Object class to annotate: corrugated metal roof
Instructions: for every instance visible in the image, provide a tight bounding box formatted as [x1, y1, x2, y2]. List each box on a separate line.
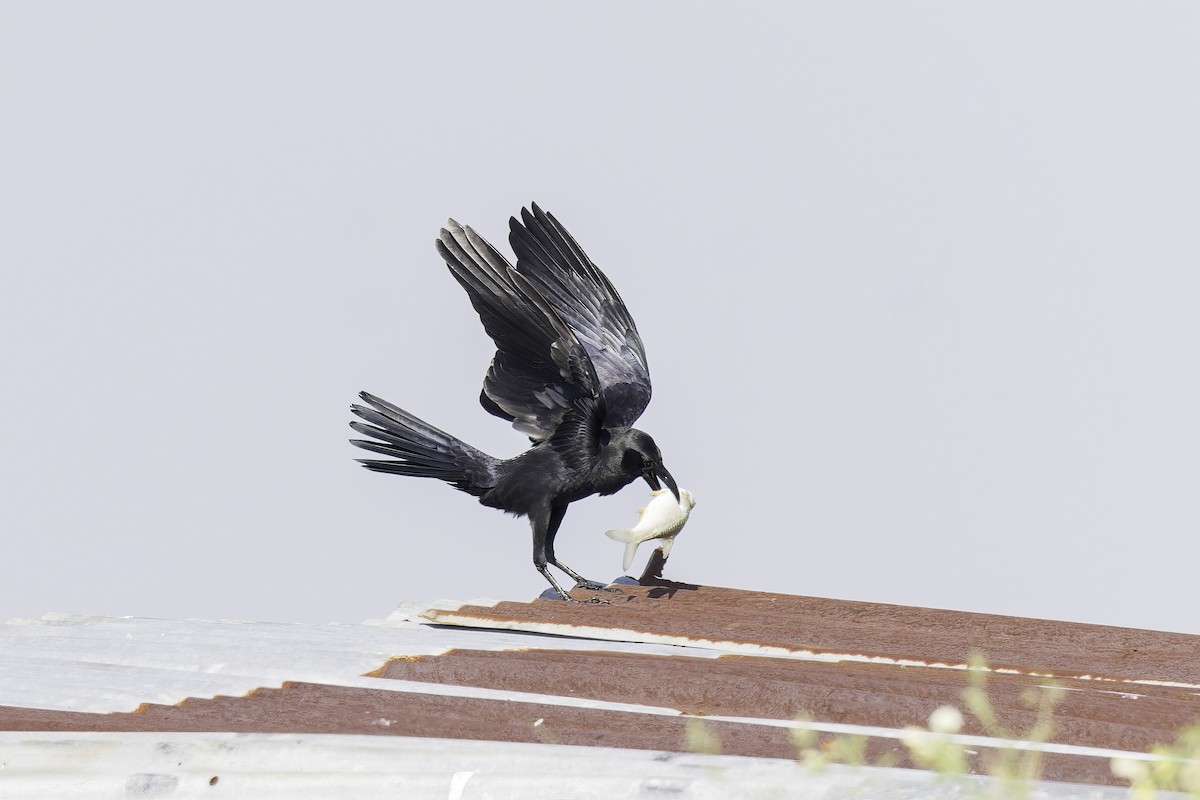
[417, 583, 1200, 685]
[2, 583, 1196, 796]
[0, 732, 1137, 799]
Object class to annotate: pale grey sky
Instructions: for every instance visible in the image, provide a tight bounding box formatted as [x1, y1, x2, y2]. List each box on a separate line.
[2, 3, 1198, 633]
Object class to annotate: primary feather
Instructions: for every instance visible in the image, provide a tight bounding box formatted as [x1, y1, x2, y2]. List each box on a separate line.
[509, 204, 652, 430]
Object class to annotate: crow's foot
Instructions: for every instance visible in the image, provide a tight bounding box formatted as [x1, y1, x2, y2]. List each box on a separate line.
[574, 579, 622, 593]
[539, 563, 621, 601]
[566, 594, 613, 605]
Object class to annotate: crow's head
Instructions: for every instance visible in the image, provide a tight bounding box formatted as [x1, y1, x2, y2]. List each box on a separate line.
[615, 428, 679, 501]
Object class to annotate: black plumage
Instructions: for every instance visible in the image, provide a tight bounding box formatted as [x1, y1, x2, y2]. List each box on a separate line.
[350, 203, 678, 601]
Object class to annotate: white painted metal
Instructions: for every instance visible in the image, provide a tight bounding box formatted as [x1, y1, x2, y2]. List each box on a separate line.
[0, 608, 724, 713]
[0, 733, 1139, 800]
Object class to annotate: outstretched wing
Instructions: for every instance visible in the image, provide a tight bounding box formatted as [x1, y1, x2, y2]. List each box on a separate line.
[508, 204, 652, 430]
[436, 220, 600, 441]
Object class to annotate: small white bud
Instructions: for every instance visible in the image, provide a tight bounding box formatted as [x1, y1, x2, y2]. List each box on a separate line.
[1110, 757, 1148, 781]
[929, 705, 964, 734]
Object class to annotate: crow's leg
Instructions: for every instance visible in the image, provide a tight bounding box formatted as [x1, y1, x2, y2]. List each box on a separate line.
[532, 507, 572, 601]
[531, 504, 613, 602]
[544, 504, 621, 594]
[531, 503, 594, 602]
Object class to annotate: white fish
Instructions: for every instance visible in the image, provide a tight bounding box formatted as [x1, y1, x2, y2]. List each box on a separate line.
[605, 488, 696, 572]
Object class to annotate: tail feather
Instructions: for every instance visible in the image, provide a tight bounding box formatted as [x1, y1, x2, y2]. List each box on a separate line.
[349, 421, 448, 461]
[354, 460, 463, 479]
[351, 398, 454, 443]
[350, 391, 498, 498]
[350, 442, 463, 477]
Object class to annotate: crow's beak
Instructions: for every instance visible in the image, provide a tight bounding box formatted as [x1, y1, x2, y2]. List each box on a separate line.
[644, 464, 680, 502]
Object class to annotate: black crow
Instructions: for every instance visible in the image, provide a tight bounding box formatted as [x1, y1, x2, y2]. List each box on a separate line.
[350, 204, 678, 602]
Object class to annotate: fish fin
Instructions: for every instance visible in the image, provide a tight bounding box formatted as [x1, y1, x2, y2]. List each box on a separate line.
[650, 490, 666, 496]
[605, 528, 632, 543]
[658, 537, 675, 559]
[622, 540, 640, 572]
[636, 507, 646, 517]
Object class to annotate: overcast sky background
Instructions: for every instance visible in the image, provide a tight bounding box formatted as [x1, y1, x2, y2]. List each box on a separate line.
[3, 3, 1198, 634]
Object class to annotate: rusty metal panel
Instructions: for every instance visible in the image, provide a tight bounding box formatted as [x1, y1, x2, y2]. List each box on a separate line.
[0, 678, 1148, 787]
[371, 648, 1200, 755]
[421, 582, 1200, 686]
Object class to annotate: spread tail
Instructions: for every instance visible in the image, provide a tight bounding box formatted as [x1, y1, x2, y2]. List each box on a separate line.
[605, 528, 641, 571]
[350, 391, 498, 498]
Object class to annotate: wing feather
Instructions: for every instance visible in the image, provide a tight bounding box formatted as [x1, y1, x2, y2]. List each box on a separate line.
[434, 205, 651, 444]
[436, 219, 598, 440]
[509, 204, 652, 429]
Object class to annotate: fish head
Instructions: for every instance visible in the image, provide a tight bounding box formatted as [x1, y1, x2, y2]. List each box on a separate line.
[639, 456, 678, 503]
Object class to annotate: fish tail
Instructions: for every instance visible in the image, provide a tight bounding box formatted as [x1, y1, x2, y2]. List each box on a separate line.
[622, 541, 640, 572]
[605, 529, 641, 571]
[604, 528, 633, 542]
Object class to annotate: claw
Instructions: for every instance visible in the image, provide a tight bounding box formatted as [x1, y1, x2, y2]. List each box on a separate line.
[542, 561, 622, 602]
[575, 579, 622, 593]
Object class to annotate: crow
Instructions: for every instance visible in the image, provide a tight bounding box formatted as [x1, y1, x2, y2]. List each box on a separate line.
[350, 204, 678, 602]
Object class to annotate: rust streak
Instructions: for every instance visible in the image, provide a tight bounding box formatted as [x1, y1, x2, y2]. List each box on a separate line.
[423, 583, 1200, 686]
[0, 683, 1125, 787]
[371, 648, 1200, 754]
